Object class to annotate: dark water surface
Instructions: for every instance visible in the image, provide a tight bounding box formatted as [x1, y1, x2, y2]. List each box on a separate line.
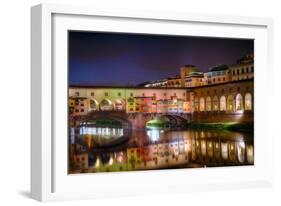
[69, 126, 254, 174]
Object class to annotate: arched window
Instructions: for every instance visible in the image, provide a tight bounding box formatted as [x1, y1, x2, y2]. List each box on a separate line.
[213, 96, 219, 111]
[89, 99, 98, 111]
[245, 93, 252, 110]
[235, 93, 243, 112]
[220, 96, 226, 111]
[115, 99, 125, 111]
[227, 95, 234, 112]
[206, 96, 211, 111]
[200, 97, 205, 111]
[100, 99, 113, 111]
[194, 97, 199, 112]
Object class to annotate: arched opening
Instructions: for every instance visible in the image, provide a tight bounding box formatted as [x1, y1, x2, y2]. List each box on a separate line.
[227, 95, 234, 112]
[89, 99, 99, 111]
[115, 99, 125, 111]
[199, 97, 205, 111]
[206, 96, 211, 111]
[100, 99, 113, 111]
[212, 96, 219, 111]
[245, 93, 252, 110]
[194, 97, 199, 112]
[235, 93, 243, 112]
[220, 96, 226, 111]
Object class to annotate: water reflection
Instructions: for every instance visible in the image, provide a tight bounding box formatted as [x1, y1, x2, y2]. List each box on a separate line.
[69, 127, 254, 173]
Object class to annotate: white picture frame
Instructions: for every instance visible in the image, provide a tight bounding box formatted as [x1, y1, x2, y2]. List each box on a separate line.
[31, 3, 274, 202]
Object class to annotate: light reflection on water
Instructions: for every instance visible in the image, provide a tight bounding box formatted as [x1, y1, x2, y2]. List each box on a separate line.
[69, 127, 254, 173]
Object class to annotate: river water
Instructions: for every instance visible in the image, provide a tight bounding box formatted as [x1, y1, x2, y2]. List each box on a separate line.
[69, 127, 254, 173]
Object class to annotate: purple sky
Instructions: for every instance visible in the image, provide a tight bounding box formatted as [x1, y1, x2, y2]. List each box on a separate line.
[68, 31, 253, 86]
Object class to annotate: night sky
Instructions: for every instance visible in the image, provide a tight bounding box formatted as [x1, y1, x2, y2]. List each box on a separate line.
[68, 31, 253, 86]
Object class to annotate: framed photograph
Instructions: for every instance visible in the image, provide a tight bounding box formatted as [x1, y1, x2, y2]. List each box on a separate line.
[31, 3, 274, 201]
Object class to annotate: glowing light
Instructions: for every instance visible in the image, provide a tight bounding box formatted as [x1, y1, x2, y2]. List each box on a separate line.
[147, 129, 160, 142]
[95, 157, 100, 168]
[215, 143, 219, 149]
[108, 156, 114, 166]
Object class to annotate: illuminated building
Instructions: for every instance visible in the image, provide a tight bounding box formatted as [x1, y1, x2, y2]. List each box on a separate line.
[207, 64, 230, 84]
[184, 72, 207, 87]
[138, 54, 254, 88]
[229, 54, 254, 81]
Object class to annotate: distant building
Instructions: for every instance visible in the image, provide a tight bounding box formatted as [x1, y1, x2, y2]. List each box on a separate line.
[180, 65, 199, 86]
[207, 64, 230, 85]
[139, 54, 254, 88]
[184, 72, 207, 87]
[229, 54, 254, 81]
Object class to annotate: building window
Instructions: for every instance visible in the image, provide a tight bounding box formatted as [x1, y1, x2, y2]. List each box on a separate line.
[75, 92, 79, 96]
[130, 93, 133, 97]
[118, 92, 121, 97]
[90, 92, 94, 96]
[105, 92, 108, 97]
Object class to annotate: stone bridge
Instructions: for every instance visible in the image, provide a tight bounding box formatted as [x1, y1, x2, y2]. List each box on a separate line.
[71, 111, 192, 130]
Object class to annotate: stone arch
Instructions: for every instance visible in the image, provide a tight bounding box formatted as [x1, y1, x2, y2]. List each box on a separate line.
[227, 95, 234, 112]
[100, 99, 113, 111]
[220, 96, 226, 111]
[212, 96, 219, 111]
[114, 99, 125, 111]
[206, 96, 211, 111]
[235, 93, 243, 112]
[194, 97, 199, 112]
[89, 99, 99, 111]
[199, 97, 205, 111]
[245, 93, 252, 110]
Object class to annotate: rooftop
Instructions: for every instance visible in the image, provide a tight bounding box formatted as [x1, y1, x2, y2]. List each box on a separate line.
[209, 64, 229, 72]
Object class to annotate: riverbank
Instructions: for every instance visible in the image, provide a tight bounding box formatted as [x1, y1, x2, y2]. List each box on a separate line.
[187, 122, 253, 133]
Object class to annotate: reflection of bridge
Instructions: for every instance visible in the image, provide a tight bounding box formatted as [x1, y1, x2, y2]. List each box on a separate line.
[73, 111, 191, 130]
